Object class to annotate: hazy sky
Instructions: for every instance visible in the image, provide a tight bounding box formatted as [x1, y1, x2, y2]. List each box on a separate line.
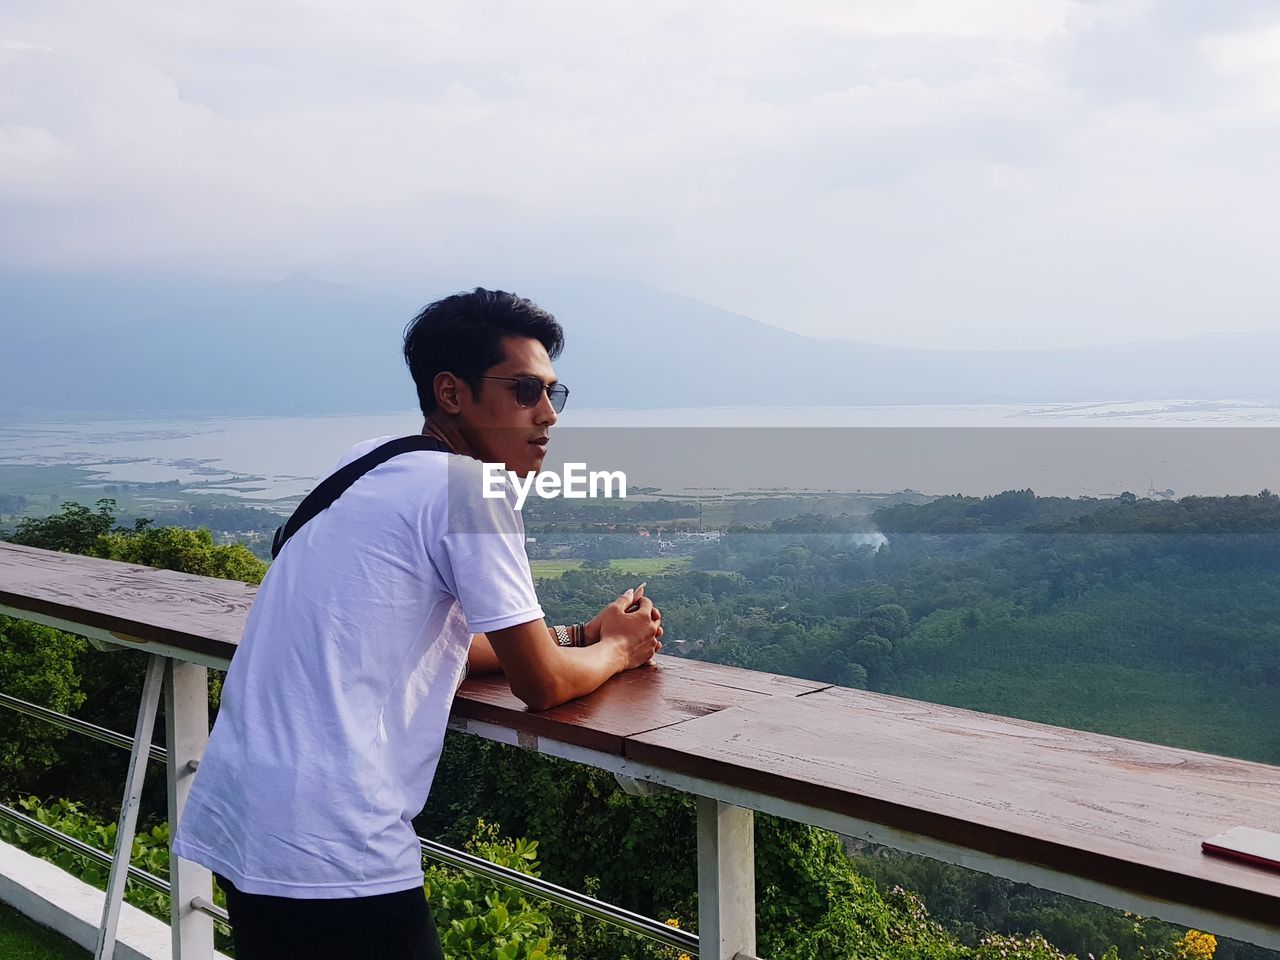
[2, 1, 1279, 349]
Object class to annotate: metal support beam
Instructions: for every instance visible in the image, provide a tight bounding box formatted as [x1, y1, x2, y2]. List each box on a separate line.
[697, 797, 756, 960]
[0, 691, 168, 763]
[165, 658, 214, 960]
[95, 654, 164, 960]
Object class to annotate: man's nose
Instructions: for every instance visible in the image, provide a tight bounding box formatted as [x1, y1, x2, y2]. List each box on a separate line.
[535, 389, 558, 426]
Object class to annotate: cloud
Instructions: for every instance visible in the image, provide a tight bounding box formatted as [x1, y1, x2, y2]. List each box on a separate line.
[0, 37, 52, 51]
[2, 1, 1279, 348]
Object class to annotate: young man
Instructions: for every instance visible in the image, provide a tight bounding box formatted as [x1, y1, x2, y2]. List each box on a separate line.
[171, 288, 663, 959]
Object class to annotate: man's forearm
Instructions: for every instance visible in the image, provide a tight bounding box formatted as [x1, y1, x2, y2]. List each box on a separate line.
[468, 625, 575, 676]
[519, 640, 627, 711]
[476, 621, 631, 711]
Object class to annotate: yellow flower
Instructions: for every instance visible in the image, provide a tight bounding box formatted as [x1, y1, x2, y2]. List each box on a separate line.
[665, 918, 681, 928]
[1176, 930, 1217, 960]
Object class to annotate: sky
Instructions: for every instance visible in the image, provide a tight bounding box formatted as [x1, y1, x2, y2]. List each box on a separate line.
[2, 0, 1279, 350]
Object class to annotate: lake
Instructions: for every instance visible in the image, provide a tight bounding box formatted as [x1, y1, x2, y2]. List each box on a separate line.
[3, 399, 1280, 503]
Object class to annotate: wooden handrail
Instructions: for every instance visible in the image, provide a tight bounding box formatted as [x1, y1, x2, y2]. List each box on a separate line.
[3, 540, 1280, 950]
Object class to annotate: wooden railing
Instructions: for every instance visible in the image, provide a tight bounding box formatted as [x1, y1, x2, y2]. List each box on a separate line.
[2, 540, 1280, 959]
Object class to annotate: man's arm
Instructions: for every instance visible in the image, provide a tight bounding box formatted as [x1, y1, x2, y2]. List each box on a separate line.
[467, 585, 663, 677]
[467, 632, 504, 675]
[481, 590, 661, 711]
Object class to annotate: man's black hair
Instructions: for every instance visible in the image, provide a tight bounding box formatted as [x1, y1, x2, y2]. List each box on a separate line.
[402, 288, 565, 416]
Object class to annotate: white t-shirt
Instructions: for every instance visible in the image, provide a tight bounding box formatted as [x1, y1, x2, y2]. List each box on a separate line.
[172, 436, 544, 898]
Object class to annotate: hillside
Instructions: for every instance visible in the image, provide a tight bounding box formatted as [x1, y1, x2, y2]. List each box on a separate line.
[6, 270, 1280, 415]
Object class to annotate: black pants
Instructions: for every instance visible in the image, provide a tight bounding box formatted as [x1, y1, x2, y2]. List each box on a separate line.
[216, 874, 445, 960]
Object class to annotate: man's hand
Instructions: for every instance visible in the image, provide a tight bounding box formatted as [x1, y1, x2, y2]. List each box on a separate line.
[586, 584, 664, 650]
[485, 586, 664, 711]
[592, 586, 663, 668]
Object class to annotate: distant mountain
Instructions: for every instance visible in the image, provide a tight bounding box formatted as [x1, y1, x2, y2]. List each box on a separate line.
[2, 269, 1278, 416]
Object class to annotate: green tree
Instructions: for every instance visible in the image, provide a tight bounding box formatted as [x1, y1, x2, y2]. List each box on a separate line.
[863, 603, 910, 640]
[7, 498, 266, 585]
[96, 525, 266, 584]
[0, 618, 86, 795]
[10, 499, 117, 554]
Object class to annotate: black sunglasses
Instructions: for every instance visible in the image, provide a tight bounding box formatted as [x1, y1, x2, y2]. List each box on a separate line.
[477, 375, 570, 413]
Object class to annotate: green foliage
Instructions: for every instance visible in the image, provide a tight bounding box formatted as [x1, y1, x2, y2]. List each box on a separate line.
[972, 931, 1074, 960]
[755, 823, 964, 960]
[424, 821, 566, 960]
[0, 617, 86, 794]
[7, 498, 266, 585]
[426, 817, 700, 960]
[9, 500, 117, 554]
[849, 846, 1171, 957]
[0, 796, 174, 921]
[421, 736, 698, 925]
[127, 503, 282, 535]
[1033, 493, 1280, 535]
[545, 877, 694, 960]
[873, 489, 1074, 534]
[95, 525, 266, 584]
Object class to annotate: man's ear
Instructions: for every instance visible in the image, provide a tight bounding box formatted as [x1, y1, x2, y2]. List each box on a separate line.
[434, 372, 464, 414]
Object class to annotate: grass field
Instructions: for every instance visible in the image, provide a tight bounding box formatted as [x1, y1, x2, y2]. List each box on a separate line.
[604, 556, 692, 577]
[528, 557, 693, 581]
[528, 559, 585, 579]
[0, 902, 87, 959]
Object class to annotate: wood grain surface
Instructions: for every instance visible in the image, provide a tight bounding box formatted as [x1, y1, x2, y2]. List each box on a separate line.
[627, 686, 1280, 925]
[455, 657, 826, 753]
[0, 542, 251, 661]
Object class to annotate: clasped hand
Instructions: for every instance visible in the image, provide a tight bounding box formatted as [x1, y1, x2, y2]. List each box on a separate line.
[586, 583, 663, 669]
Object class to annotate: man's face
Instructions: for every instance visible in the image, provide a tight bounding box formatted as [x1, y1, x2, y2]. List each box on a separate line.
[457, 336, 559, 476]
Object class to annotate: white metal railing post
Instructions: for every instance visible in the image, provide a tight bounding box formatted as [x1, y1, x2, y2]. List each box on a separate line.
[696, 796, 756, 960]
[165, 658, 214, 959]
[95, 653, 165, 960]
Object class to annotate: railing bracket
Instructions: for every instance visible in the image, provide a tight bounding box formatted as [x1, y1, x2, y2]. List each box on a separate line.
[614, 773, 671, 797]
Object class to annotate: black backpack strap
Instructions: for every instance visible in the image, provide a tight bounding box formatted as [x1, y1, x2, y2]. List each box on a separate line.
[271, 434, 449, 559]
